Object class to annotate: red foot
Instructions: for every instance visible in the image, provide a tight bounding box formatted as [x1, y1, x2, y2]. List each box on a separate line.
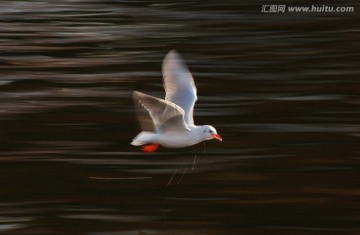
[141, 143, 159, 153]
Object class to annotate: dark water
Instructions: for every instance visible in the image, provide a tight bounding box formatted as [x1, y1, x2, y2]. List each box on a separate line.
[0, 1, 359, 234]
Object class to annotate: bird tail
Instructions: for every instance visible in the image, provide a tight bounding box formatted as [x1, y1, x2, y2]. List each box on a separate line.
[131, 132, 155, 146]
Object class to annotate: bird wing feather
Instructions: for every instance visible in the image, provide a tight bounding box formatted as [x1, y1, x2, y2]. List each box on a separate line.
[162, 50, 197, 125]
[133, 91, 189, 133]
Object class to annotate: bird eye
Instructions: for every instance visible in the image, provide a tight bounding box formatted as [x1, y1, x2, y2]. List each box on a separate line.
[209, 130, 213, 133]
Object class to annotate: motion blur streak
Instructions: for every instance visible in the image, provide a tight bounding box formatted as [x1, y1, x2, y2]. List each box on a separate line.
[0, 1, 359, 234]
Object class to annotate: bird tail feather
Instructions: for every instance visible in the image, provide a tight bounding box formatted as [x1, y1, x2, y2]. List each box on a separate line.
[131, 132, 154, 146]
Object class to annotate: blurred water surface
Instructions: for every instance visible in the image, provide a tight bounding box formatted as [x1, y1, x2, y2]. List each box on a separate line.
[0, 0, 359, 234]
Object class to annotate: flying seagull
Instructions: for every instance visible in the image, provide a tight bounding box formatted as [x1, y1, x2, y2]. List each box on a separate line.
[131, 50, 222, 152]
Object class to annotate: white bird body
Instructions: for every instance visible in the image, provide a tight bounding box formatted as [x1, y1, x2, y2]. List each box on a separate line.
[131, 50, 222, 152]
[132, 125, 206, 148]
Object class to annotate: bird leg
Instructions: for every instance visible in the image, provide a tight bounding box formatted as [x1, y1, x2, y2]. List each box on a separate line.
[141, 143, 159, 152]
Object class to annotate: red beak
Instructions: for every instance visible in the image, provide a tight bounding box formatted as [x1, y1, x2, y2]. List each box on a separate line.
[212, 134, 222, 142]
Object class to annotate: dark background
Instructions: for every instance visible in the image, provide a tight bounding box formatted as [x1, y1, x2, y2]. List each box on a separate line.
[0, 1, 359, 234]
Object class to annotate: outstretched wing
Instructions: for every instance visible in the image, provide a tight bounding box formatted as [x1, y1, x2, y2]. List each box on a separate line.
[162, 50, 197, 125]
[133, 95, 154, 132]
[133, 91, 189, 133]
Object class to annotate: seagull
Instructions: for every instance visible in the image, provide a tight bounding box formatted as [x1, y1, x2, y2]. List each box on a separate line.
[131, 50, 222, 152]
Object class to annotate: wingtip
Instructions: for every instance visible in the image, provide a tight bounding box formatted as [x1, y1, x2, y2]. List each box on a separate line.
[168, 49, 178, 54]
[133, 91, 143, 98]
[133, 91, 146, 104]
[163, 49, 185, 72]
[165, 49, 181, 60]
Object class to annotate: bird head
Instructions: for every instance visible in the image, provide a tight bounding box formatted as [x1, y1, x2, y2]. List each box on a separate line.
[201, 125, 222, 142]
